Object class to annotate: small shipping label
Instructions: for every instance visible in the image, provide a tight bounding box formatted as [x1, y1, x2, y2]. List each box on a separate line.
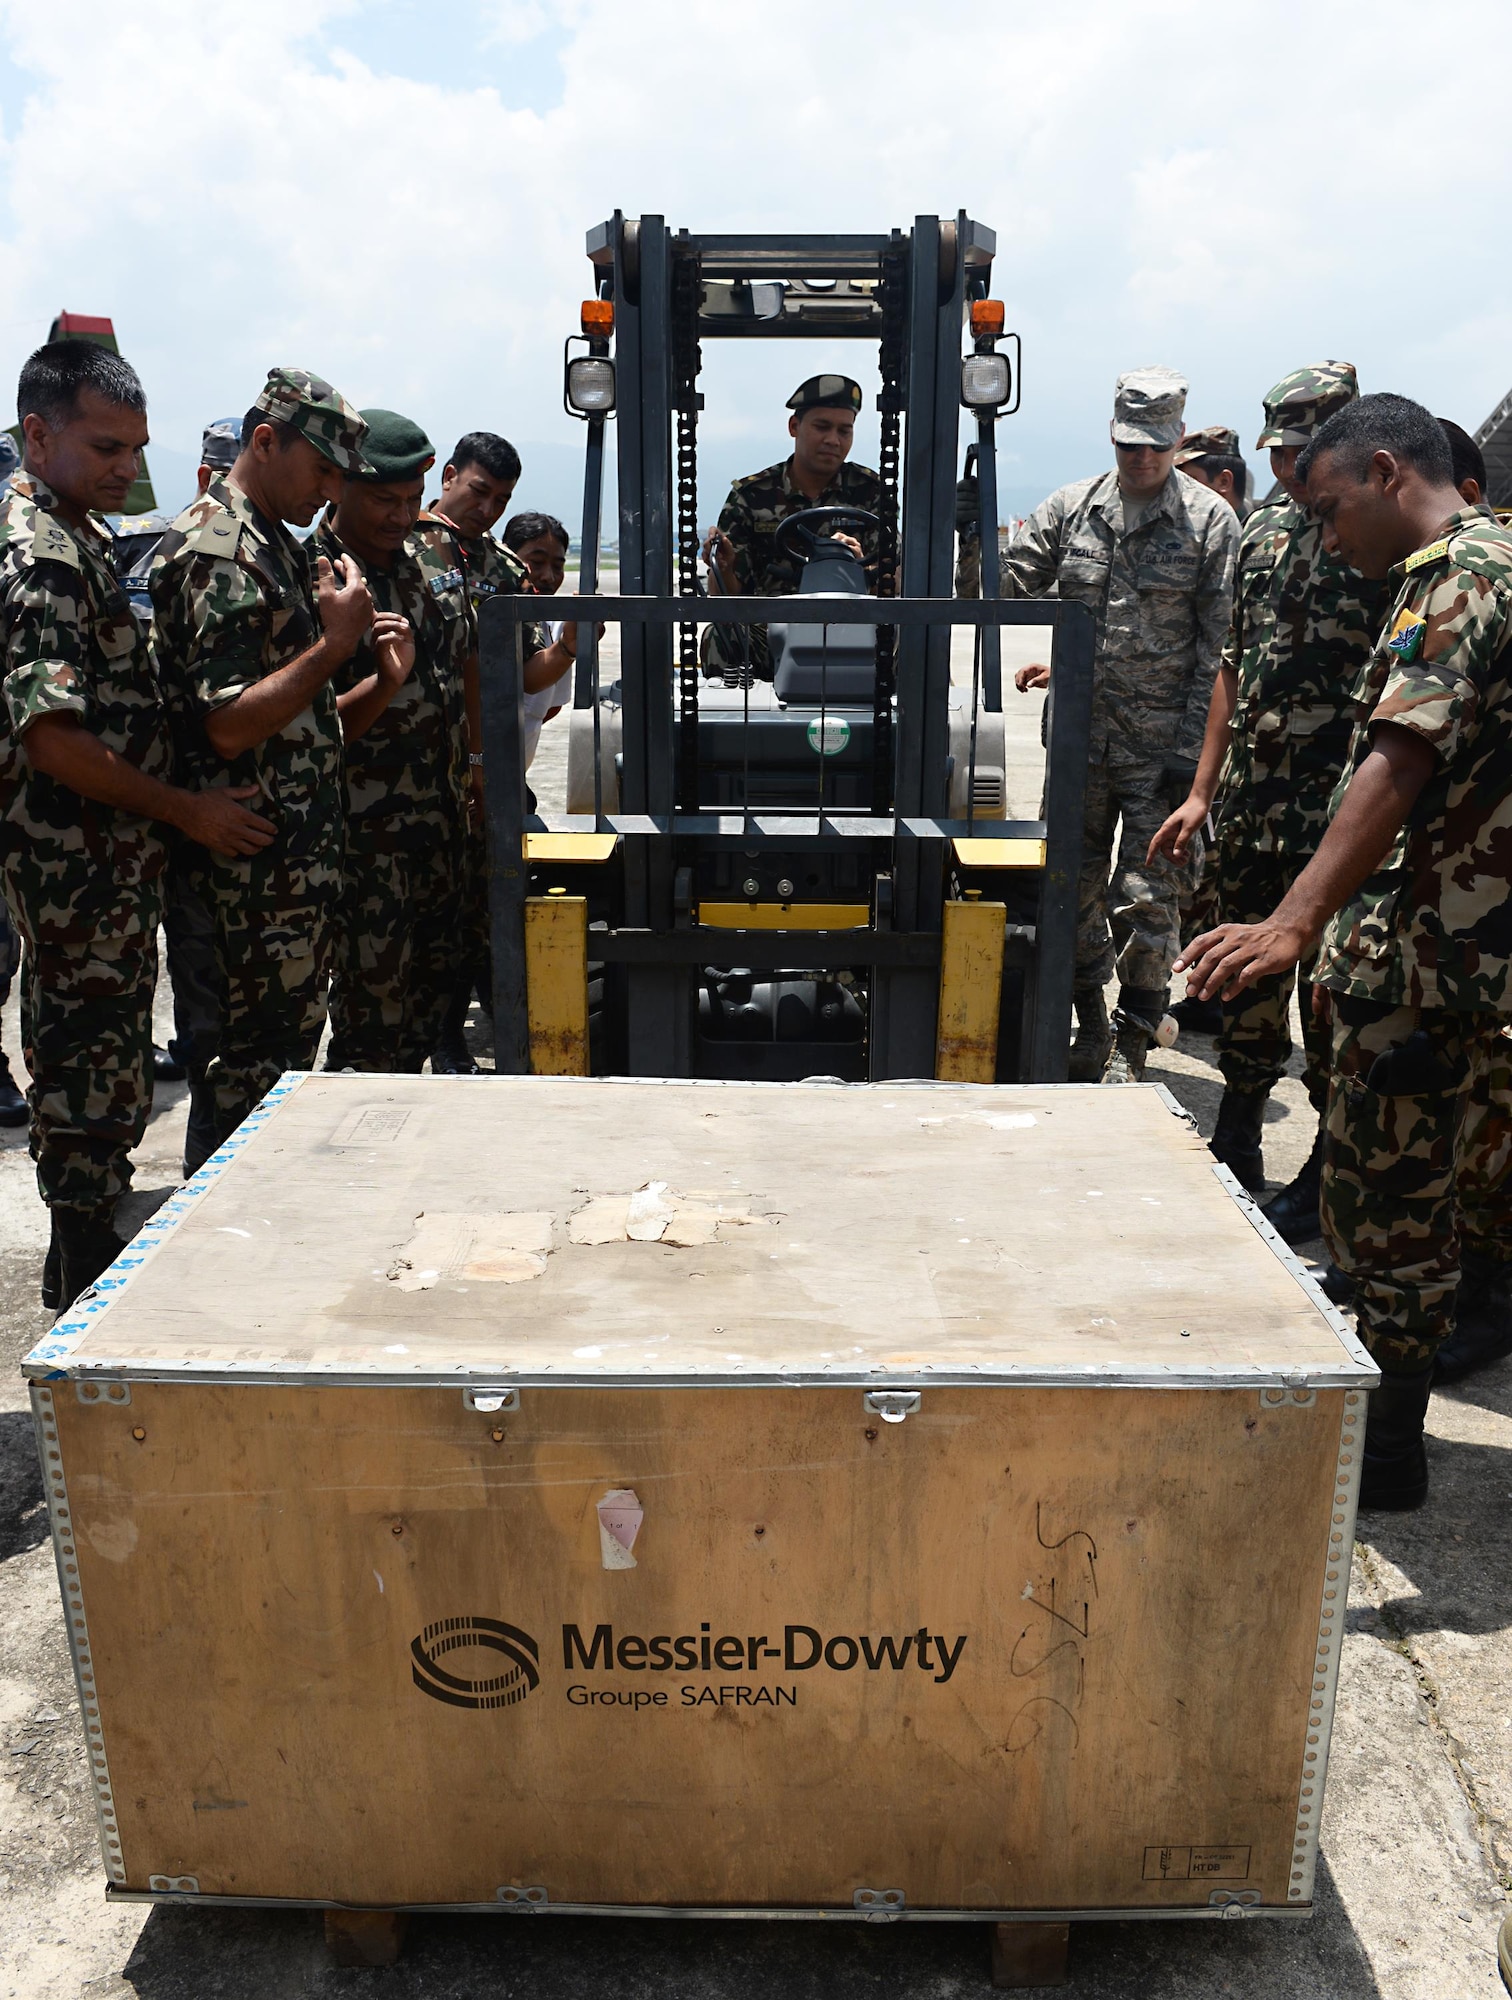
[330, 1108, 413, 1146]
[1142, 1844, 1251, 1882]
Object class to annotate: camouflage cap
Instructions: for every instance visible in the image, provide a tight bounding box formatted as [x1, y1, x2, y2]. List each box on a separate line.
[252, 366, 372, 473]
[1112, 366, 1187, 447]
[1256, 362, 1358, 449]
[200, 416, 242, 472]
[787, 374, 863, 415]
[0, 431, 18, 488]
[353, 408, 435, 484]
[1175, 424, 1240, 465]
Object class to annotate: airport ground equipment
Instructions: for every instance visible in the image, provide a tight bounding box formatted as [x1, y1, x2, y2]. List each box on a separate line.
[24, 1072, 1376, 1982]
[480, 214, 1093, 1083]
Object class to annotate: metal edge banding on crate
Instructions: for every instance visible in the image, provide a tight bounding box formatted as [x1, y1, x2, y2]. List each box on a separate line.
[29, 1384, 126, 1884]
[102, 1888, 1311, 1923]
[23, 1073, 309, 1377]
[1288, 1384, 1366, 1905]
[1209, 1162, 1380, 1380]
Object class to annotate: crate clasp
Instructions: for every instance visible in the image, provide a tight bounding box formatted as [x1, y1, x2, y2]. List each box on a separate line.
[495, 1885, 548, 1909]
[863, 1392, 920, 1425]
[853, 1886, 906, 1920]
[465, 1388, 520, 1414]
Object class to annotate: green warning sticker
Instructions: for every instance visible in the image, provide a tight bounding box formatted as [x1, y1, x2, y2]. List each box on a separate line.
[806, 715, 851, 756]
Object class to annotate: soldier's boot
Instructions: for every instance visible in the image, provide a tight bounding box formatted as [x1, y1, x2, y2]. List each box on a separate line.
[431, 988, 478, 1076]
[1261, 1123, 1324, 1243]
[1208, 1087, 1268, 1193]
[182, 1069, 219, 1181]
[53, 1205, 128, 1317]
[0, 1050, 27, 1128]
[1357, 1369, 1432, 1512]
[40, 1213, 61, 1313]
[1171, 991, 1223, 1036]
[1066, 986, 1112, 1083]
[1100, 987, 1167, 1085]
[1433, 1250, 1512, 1385]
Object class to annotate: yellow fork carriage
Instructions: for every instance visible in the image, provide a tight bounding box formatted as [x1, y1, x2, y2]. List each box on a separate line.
[480, 212, 1095, 1085]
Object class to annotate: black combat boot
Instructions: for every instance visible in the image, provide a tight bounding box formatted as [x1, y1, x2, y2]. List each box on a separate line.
[432, 987, 478, 1076]
[152, 1043, 186, 1083]
[1433, 1250, 1512, 1385]
[1358, 1369, 1432, 1512]
[1209, 1088, 1268, 1192]
[53, 1206, 127, 1315]
[182, 1070, 219, 1180]
[0, 1050, 26, 1127]
[1261, 1123, 1324, 1243]
[40, 1212, 61, 1312]
[1171, 991, 1223, 1036]
[1101, 985, 1167, 1084]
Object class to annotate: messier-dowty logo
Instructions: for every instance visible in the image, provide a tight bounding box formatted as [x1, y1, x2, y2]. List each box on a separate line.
[410, 1617, 966, 1711]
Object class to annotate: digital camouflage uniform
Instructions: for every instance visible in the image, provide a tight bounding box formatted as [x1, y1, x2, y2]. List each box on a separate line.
[315, 512, 473, 1071]
[711, 458, 883, 677]
[1000, 466, 1238, 993]
[1215, 500, 1386, 1102]
[413, 513, 548, 1002]
[0, 471, 171, 1212]
[1315, 508, 1512, 1372]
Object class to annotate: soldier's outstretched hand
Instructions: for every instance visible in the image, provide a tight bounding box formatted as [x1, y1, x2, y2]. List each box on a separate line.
[177, 784, 276, 858]
[1014, 662, 1051, 692]
[1175, 918, 1310, 1003]
[372, 612, 416, 688]
[315, 554, 374, 658]
[1148, 796, 1207, 865]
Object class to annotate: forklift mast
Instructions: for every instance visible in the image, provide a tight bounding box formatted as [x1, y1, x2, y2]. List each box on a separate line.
[478, 214, 1093, 1085]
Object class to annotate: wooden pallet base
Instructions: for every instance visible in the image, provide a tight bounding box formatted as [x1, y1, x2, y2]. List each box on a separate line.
[991, 1921, 1070, 1988]
[324, 1910, 408, 1968]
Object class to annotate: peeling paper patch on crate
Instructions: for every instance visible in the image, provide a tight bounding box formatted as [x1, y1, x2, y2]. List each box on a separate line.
[568, 1182, 777, 1248]
[388, 1211, 554, 1290]
[597, 1489, 643, 1570]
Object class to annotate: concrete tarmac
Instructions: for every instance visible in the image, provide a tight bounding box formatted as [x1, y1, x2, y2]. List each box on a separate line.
[1, 624, 1508, 1996]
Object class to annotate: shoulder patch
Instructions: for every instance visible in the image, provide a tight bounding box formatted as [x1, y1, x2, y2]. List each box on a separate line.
[1386, 605, 1427, 662]
[30, 516, 81, 571]
[1404, 537, 1450, 574]
[190, 512, 243, 561]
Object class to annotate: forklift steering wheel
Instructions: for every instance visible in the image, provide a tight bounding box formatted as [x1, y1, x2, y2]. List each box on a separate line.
[774, 506, 880, 563]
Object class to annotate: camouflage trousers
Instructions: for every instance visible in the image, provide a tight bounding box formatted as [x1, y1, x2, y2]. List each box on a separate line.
[206, 896, 333, 1150]
[18, 928, 156, 1212]
[1321, 997, 1512, 1373]
[328, 842, 465, 1074]
[1215, 839, 1329, 1107]
[1075, 750, 1188, 994]
[161, 856, 221, 1077]
[0, 896, 19, 1014]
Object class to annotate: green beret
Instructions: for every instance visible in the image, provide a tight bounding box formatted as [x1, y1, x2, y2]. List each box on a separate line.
[353, 408, 435, 484]
[787, 374, 863, 415]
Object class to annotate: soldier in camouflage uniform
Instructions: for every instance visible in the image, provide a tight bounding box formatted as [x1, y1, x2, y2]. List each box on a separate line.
[150, 367, 377, 1163]
[0, 899, 26, 1124]
[704, 375, 883, 679]
[1152, 366, 1385, 1225]
[0, 340, 272, 1308]
[1003, 367, 1239, 1079]
[1178, 393, 1512, 1511]
[417, 432, 566, 1072]
[1173, 425, 1249, 517]
[314, 410, 475, 1072]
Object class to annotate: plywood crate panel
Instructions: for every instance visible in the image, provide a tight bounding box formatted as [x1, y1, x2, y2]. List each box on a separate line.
[25, 1075, 1374, 1923]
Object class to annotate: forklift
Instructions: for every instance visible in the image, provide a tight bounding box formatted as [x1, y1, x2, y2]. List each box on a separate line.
[478, 213, 1093, 1083]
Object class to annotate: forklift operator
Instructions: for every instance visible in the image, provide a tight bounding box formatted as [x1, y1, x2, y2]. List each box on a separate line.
[702, 376, 882, 674]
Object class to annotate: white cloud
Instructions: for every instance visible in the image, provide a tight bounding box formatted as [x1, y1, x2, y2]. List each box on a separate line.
[0, 0, 1509, 521]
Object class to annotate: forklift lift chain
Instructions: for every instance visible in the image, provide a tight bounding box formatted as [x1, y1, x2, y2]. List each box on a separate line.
[672, 244, 704, 812]
[872, 239, 907, 812]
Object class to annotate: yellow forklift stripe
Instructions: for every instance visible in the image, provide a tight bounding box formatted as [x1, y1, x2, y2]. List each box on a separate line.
[953, 837, 1046, 869]
[525, 833, 618, 863]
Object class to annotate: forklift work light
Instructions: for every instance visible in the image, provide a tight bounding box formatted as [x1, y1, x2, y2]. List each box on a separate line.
[582, 299, 614, 336]
[961, 351, 1011, 409]
[567, 355, 616, 415]
[969, 299, 1006, 338]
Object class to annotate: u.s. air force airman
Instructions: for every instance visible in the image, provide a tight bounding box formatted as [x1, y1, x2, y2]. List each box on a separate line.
[1003, 366, 1239, 1079]
[0, 340, 271, 1309]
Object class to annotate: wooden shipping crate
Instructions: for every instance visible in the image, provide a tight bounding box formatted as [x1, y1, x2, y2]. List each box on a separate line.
[25, 1074, 1374, 1926]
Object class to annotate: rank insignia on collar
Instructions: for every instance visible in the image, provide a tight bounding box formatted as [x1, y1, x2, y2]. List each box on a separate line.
[1404, 537, 1450, 574]
[1386, 605, 1427, 662]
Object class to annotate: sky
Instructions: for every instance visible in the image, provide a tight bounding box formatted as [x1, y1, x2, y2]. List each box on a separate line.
[2, 0, 1510, 530]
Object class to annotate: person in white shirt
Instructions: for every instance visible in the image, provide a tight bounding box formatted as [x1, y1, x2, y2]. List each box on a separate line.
[502, 511, 572, 767]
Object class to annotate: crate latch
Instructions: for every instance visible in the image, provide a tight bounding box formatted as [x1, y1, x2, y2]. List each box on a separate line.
[464, 1387, 520, 1414]
[148, 1875, 199, 1895]
[862, 1392, 919, 1425]
[1209, 1889, 1261, 1915]
[853, 1886, 906, 1919]
[495, 1885, 548, 1909]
